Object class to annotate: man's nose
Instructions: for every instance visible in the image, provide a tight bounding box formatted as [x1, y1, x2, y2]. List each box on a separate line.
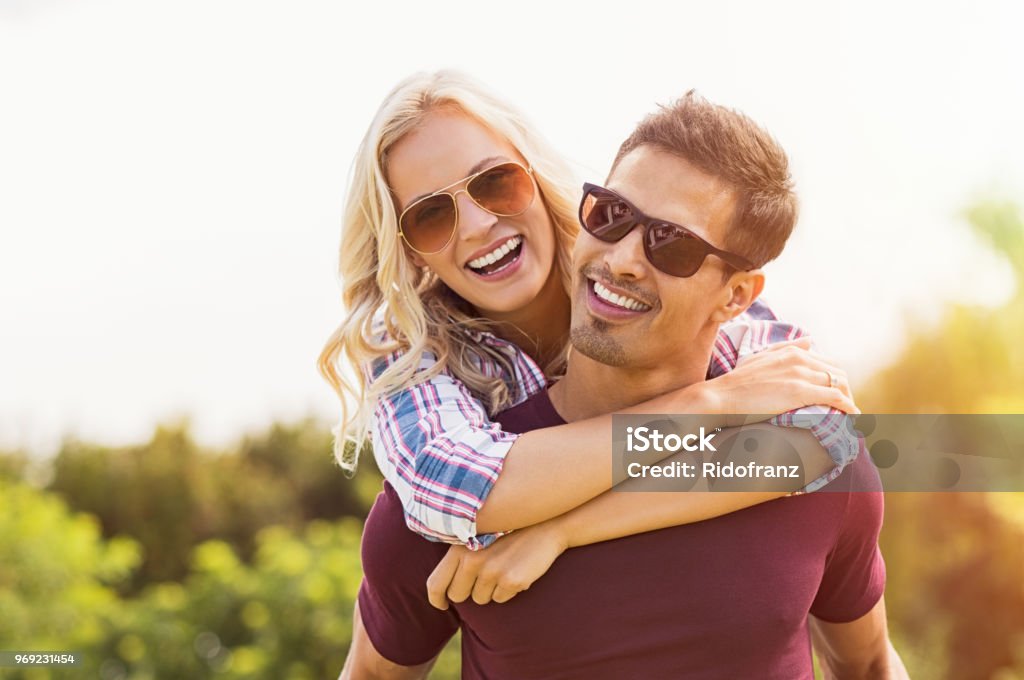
[602, 226, 648, 280]
[455, 190, 497, 241]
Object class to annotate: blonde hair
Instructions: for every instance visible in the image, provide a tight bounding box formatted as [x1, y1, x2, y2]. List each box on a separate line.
[318, 70, 579, 472]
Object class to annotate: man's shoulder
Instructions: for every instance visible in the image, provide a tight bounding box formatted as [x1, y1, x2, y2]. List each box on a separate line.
[494, 387, 565, 433]
[362, 482, 448, 571]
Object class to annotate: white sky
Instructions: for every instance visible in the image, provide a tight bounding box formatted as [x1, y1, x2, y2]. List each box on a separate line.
[2, 0, 1022, 454]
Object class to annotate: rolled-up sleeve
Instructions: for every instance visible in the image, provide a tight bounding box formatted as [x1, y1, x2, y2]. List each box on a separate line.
[371, 362, 518, 549]
[366, 328, 548, 549]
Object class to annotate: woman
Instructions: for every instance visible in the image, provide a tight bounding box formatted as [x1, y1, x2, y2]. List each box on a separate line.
[318, 71, 857, 596]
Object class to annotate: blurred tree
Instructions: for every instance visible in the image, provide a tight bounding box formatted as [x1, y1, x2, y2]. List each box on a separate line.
[45, 419, 377, 591]
[47, 424, 203, 589]
[0, 449, 29, 482]
[860, 199, 1024, 680]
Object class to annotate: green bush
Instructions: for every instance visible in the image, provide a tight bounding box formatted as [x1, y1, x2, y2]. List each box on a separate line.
[0, 478, 140, 677]
[2, 478, 389, 679]
[44, 419, 377, 592]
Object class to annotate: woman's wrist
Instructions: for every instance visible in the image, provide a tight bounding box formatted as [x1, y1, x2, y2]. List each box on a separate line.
[669, 380, 722, 414]
[540, 515, 574, 552]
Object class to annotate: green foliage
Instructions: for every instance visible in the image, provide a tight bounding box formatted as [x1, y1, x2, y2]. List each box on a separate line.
[0, 449, 29, 483]
[86, 519, 365, 680]
[0, 478, 141, 669]
[0, 476, 373, 680]
[44, 419, 377, 591]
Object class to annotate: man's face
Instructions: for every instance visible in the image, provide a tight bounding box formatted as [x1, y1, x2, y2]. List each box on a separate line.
[570, 145, 740, 369]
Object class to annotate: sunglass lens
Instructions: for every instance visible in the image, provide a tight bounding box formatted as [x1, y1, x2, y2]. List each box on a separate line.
[468, 163, 534, 215]
[580, 188, 636, 241]
[646, 224, 707, 277]
[402, 194, 456, 253]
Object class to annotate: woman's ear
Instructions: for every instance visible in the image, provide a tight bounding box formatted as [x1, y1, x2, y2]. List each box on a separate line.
[408, 250, 427, 268]
[711, 269, 765, 323]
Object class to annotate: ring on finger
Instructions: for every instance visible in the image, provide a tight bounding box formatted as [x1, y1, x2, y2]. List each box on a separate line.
[824, 370, 838, 389]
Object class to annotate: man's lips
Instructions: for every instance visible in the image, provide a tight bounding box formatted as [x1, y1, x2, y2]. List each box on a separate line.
[586, 275, 656, 310]
[585, 278, 656, 319]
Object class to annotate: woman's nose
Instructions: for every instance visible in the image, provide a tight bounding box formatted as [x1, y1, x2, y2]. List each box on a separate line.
[454, 190, 498, 241]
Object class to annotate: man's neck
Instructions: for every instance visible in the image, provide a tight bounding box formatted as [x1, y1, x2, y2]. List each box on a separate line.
[549, 335, 717, 422]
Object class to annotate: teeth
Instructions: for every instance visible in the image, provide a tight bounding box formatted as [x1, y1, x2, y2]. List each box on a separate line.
[593, 281, 651, 312]
[467, 236, 522, 270]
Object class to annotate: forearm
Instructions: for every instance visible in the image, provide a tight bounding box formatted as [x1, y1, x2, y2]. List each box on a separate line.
[550, 427, 832, 548]
[476, 383, 734, 533]
[817, 644, 908, 680]
[811, 599, 907, 680]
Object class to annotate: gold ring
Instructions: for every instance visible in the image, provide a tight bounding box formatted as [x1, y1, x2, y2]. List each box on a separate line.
[825, 371, 838, 389]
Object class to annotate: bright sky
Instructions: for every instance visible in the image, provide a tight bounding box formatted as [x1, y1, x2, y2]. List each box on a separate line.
[2, 0, 1022, 454]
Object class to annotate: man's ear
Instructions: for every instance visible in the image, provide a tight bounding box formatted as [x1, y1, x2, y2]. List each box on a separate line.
[711, 269, 765, 323]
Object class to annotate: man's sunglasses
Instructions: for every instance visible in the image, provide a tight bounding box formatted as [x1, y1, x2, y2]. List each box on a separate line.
[398, 161, 536, 255]
[578, 183, 755, 278]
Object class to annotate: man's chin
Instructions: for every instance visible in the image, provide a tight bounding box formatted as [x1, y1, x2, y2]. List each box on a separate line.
[569, 324, 628, 367]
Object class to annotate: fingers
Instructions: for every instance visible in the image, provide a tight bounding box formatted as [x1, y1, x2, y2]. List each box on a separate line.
[471, 574, 498, 605]
[827, 387, 858, 414]
[426, 548, 462, 610]
[445, 559, 480, 606]
[800, 362, 849, 393]
[804, 385, 859, 415]
[492, 585, 520, 604]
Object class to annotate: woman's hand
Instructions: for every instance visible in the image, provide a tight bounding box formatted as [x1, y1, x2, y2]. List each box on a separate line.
[426, 522, 568, 610]
[699, 337, 858, 416]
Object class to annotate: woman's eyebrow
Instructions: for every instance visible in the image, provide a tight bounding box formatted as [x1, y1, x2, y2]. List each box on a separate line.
[467, 155, 511, 176]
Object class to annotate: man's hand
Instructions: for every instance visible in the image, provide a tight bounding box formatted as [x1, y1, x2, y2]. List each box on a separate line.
[811, 596, 910, 679]
[426, 522, 568, 610]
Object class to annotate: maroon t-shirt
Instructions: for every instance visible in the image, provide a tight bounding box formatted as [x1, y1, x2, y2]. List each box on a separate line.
[358, 390, 886, 679]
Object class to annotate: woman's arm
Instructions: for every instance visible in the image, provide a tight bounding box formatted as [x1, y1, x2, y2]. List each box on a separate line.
[370, 310, 856, 546]
[475, 339, 856, 533]
[426, 426, 841, 609]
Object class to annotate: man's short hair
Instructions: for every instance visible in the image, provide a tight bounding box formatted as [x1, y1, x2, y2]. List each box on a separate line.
[612, 91, 798, 268]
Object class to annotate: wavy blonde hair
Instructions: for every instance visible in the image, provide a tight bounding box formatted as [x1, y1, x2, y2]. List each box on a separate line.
[318, 71, 580, 472]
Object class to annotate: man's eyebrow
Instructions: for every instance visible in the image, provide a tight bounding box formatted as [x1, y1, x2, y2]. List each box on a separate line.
[404, 155, 512, 207]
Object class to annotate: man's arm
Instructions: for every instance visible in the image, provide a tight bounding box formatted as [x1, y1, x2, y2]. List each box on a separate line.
[339, 601, 438, 680]
[810, 597, 909, 680]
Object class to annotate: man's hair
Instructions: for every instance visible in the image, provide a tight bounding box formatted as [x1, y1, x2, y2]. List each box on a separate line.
[612, 90, 797, 268]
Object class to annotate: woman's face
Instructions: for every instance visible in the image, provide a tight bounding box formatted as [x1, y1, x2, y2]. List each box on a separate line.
[386, 109, 559, 320]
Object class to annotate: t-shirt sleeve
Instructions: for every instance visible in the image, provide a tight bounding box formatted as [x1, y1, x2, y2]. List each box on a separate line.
[809, 488, 887, 623]
[357, 486, 460, 665]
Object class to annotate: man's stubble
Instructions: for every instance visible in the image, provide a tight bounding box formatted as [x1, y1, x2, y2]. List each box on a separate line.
[569, 318, 627, 367]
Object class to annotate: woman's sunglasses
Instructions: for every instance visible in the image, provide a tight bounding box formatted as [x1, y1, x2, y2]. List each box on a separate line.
[398, 161, 536, 255]
[578, 183, 755, 278]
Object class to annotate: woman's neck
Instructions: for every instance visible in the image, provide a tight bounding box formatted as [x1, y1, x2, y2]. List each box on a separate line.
[486, 269, 571, 369]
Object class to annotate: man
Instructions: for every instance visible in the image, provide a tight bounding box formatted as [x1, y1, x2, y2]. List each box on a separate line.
[343, 93, 906, 679]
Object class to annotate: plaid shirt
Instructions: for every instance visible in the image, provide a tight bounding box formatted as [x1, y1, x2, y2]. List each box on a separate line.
[370, 299, 859, 549]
